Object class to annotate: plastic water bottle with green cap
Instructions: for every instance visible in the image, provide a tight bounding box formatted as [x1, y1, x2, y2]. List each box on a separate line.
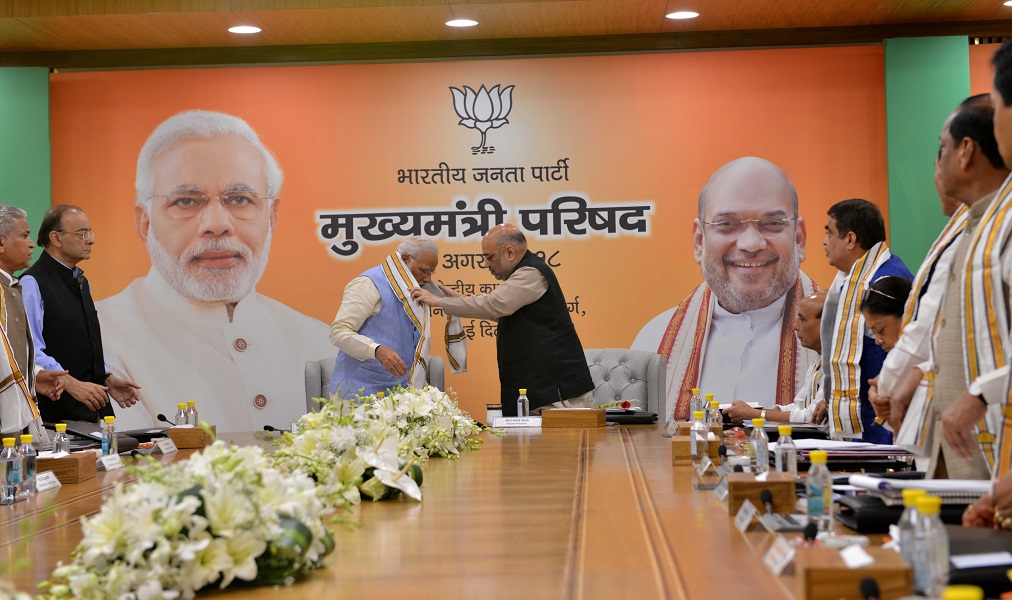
[516, 388, 529, 417]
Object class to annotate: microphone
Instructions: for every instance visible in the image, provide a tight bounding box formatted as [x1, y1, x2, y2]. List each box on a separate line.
[803, 522, 818, 546]
[859, 577, 880, 600]
[263, 425, 278, 432]
[156, 414, 174, 426]
[131, 449, 143, 459]
[759, 489, 774, 514]
[718, 444, 728, 465]
[732, 465, 744, 473]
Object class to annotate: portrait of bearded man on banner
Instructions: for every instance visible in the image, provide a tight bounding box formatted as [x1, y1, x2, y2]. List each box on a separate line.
[632, 156, 820, 422]
[98, 110, 335, 433]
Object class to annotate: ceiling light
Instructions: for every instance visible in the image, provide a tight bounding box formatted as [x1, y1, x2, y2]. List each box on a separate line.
[446, 19, 478, 27]
[228, 25, 262, 34]
[666, 11, 699, 20]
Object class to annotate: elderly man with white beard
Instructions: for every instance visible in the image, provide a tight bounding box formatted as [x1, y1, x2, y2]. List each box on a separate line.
[632, 157, 820, 422]
[97, 110, 335, 433]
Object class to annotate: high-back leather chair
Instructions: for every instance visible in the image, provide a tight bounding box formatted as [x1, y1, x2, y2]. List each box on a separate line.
[304, 355, 445, 413]
[584, 348, 666, 415]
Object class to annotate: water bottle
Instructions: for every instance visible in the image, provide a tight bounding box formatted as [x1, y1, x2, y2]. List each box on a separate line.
[53, 423, 70, 454]
[516, 388, 529, 417]
[174, 402, 188, 426]
[774, 425, 797, 477]
[0, 437, 22, 505]
[186, 400, 199, 426]
[749, 418, 769, 474]
[689, 388, 702, 417]
[102, 416, 117, 455]
[898, 488, 926, 567]
[913, 495, 948, 596]
[690, 410, 708, 467]
[17, 434, 36, 498]
[805, 450, 833, 536]
[940, 585, 984, 600]
[708, 400, 724, 429]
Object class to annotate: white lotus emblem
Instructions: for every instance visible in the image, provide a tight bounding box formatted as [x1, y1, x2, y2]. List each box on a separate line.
[450, 84, 515, 155]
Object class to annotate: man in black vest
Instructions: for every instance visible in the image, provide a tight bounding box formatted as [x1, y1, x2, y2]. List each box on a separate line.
[411, 224, 595, 415]
[22, 205, 141, 423]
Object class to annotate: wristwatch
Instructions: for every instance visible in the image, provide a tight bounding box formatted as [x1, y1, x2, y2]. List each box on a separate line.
[759, 409, 767, 420]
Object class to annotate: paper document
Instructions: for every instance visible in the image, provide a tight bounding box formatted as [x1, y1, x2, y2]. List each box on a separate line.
[848, 474, 992, 494]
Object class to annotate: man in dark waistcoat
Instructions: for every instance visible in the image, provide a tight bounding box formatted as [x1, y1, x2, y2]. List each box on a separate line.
[411, 224, 594, 415]
[22, 205, 141, 423]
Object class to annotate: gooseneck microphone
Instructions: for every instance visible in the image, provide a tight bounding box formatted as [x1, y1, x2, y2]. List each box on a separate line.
[803, 522, 818, 546]
[759, 489, 774, 514]
[859, 577, 880, 600]
[156, 414, 174, 426]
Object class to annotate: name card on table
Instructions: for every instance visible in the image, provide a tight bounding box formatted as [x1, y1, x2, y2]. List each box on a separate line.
[35, 471, 62, 492]
[763, 535, 796, 576]
[695, 456, 714, 478]
[152, 439, 178, 455]
[97, 454, 124, 472]
[734, 498, 759, 533]
[492, 416, 543, 428]
[714, 478, 729, 503]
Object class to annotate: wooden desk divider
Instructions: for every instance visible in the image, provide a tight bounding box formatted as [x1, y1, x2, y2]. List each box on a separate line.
[794, 546, 912, 599]
[725, 472, 795, 514]
[167, 425, 216, 449]
[541, 408, 605, 428]
[671, 435, 720, 465]
[36, 451, 96, 484]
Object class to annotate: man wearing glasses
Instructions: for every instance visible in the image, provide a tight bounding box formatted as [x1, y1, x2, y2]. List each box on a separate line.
[632, 157, 819, 423]
[410, 224, 594, 416]
[820, 199, 911, 444]
[329, 236, 466, 397]
[95, 110, 334, 433]
[22, 205, 141, 423]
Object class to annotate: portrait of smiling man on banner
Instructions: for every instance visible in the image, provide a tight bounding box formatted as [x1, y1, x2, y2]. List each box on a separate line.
[98, 110, 335, 433]
[632, 156, 819, 422]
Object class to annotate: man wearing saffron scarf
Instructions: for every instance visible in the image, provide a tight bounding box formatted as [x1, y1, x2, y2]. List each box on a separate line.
[632, 157, 819, 422]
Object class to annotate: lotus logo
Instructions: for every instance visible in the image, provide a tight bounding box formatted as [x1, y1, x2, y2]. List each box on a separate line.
[450, 84, 515, 155]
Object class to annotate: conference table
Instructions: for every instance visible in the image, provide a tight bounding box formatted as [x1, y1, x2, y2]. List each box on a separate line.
[1, 425, 798, 598]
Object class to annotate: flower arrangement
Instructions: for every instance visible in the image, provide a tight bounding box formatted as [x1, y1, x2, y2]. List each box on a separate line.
[38, 442, 334, 600]
[271, 385, 486, 508]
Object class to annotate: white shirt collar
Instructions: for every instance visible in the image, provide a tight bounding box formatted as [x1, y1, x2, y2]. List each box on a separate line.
[140, 267, 261, 326]
[0, 268, 15, 286]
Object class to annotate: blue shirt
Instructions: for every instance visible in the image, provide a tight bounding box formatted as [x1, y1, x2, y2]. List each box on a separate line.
[858, 253, 913, 444]
[20, 255, 108, 374]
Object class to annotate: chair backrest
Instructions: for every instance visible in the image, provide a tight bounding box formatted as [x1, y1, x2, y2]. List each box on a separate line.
[584, 348, 666, 415]
[304, 355, 445, 413]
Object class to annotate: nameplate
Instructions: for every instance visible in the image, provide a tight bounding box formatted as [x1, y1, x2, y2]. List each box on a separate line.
[734, 498, 758, 533]
[695, 456, 713, 478]
[763, 535, 796, 576]
[97, 454, 124, 471]
[152, 439, 178, 455]
[35, 471, 62, 492]
[714, 478, 729, 503]
[492, 416, 543, 428]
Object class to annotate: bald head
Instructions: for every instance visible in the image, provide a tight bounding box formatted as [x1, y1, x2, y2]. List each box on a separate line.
[698, 157, 798, 220]
[795, 290, 827, 353]
[481, 224, 528, 281]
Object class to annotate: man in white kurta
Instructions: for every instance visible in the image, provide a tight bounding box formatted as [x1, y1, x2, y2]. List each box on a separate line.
[631, 157, 818, 421]
[100, 268, 334, 433]
[97, 110, 335, 433]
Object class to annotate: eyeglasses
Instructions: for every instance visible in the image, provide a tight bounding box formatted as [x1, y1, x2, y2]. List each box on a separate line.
[150, 191, 273, 221]
[700, 217, 798, 237]
[481, 247, 505, 262]
[56, 229, 94, 241]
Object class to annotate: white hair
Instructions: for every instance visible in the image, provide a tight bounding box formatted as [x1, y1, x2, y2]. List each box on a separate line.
[396, 237, 438, 257]
[135, 110, 283, 210]
[0, 205, 27, 237]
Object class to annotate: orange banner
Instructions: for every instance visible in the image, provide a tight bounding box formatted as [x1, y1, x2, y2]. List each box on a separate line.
[49, 45, 888, 428]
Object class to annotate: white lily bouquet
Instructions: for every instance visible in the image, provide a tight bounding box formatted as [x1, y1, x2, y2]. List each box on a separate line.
[38, 442, 334, 599]
[273, 385, 485, 507]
